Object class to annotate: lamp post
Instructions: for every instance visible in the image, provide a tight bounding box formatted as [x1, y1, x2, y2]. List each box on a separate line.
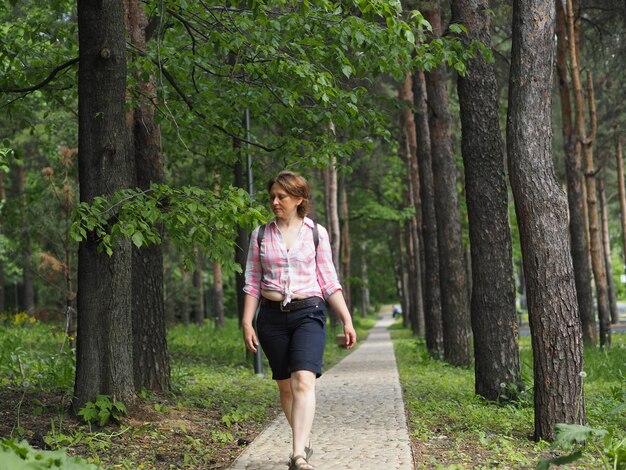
[245, 108, 264, 376]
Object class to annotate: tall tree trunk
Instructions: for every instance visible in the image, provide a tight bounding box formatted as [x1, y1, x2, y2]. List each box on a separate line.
[360, 241, 370, 318]
[598, 179, 619, 324]
[507, 0, 585, 440]
[180, 266, 190, 324]
[0, 173, 5, 313]
[413, 70, 443, 358]
[339, 175, 352, 311]
[424, 5, 471, 367]
[615, 136, 626, 273]
[213, 260, 225, 328]
[125, 0, 171, 393]
[555, 0, 596, 345]
[74, 0, 135, 410]
[192, 248, 205, 324]
[325, 160, 340, 326]
[400, 71, 425, 336]
[395, 227, 410, 325]
[452, 0, 520, 400]
[566, 0, 610, 346]
[17, 164, 35, 313]
[325, 161, 341, 270]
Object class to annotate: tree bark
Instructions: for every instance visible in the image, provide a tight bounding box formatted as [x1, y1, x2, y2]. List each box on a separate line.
[339, 175, 352, 311]
[555, 0, 596, 345]
[452, 0, 520, 400]
[598, 178, 619, 324]
[413, 69, 443, 358]
[74, 0, 135, 410]
[192, 249, 205, 324]
[360, 241, 370, 317]
[424, 5, 471, 367]
[17, 164, 35, 313]
[400, 71, 425, 336]
[0, 173, 5, 313]
[507, 0, 585, 440]
[213, 260, 225, 327]
[566, 0, 610, 346]
[125, 0, 171, 393]
[615, 136, 626, 273]
[326, 161, 341, 271]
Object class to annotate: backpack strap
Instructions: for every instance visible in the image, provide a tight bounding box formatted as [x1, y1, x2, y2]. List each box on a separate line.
[257, 223, 267, 251]
[257, 221, 319, 255]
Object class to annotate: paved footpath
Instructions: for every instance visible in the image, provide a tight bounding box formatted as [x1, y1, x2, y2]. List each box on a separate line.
[229, 312, 414, 470]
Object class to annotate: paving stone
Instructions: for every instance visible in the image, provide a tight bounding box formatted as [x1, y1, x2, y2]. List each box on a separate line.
[229, 313, 413, 469]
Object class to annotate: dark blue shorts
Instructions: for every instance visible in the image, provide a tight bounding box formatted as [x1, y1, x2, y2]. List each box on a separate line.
[256, 300, 327, 380]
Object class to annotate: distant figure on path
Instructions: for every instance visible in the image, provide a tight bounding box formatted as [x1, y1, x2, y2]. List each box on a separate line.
[242, 170, 357, 470]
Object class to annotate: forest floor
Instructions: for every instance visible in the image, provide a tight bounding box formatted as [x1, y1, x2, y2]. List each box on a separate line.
[1, 312, 624, 469]
[0, 386, 275, 469]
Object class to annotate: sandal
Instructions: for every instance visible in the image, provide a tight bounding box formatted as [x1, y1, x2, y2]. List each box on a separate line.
[305, 443, 313, 461]
[289, 454, 315, 470]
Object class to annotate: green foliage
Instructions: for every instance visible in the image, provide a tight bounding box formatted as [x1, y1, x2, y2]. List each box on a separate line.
[0, 319, 74, 390]
[77, 396, 127, 428]
[0, 438, 100, 470]
[537, 423, 626, 470]
[0, 145, 12, 173]
[71, 184, 268, 268]
[394, 327, 626, 469]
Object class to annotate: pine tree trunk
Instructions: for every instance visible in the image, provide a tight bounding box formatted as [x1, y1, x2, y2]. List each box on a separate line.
[598, 179, 619, 324]
[615, 136, 626, 273]
[360, 241, 370, 317]
[17, 164, 35, 313]
[181, 267, 190, 325]
[400, 71, 425, 335]
[192, 250, 205, 324]
[214, 260, 225, 328]
[326, 161, 341, 270]
[555, 0, 596, 345]
[424, 5, 471, 367]
[566, 0, 610, 346]
[74, 0, 135, 410]
[339, 175, 352, 311]
[507, 0, 585, 440]
[396, 227, 410, 325]
[413, 70, 443, 358]
[452, 0, 520, 400]
[125, 0, 171, 393]
[0, 173, 5, 313]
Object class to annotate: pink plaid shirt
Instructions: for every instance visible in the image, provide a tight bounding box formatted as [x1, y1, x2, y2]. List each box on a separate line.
[243, 217, 342, 303]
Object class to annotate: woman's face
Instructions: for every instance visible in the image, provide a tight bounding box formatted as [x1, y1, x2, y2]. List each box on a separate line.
[269, 183, 303, 219]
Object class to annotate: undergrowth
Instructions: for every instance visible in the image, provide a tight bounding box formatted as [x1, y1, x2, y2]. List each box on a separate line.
[0, 310, 375, 469]
[392, 323, 626, 469]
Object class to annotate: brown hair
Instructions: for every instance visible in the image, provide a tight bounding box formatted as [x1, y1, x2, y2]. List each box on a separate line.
[267, 170, 311, 218]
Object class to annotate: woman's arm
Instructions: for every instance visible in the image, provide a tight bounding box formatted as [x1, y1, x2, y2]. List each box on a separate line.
[327, 290, 357, 349]
[242, 294, 260, 353]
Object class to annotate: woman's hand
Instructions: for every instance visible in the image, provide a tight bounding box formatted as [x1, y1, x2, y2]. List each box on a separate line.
[343, 323, 357, 349]
[243, 323, 258, 353]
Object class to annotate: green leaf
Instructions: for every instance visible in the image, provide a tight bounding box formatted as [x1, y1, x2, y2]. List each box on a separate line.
[131, 232, 143, 248]
[536, 450, 583, 469]
[554, 423, 608, 447]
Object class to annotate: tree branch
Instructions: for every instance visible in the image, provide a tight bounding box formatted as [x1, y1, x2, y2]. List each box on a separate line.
[0, 57, 79, 93]
[127, 45, 276, 152]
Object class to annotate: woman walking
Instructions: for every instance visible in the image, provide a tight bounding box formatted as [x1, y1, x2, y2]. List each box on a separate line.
[242, 170, 356, 470]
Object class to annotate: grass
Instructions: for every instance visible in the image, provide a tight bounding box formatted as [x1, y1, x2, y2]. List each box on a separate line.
[0, 310, 376, 469]
[392, 321, 626, 469]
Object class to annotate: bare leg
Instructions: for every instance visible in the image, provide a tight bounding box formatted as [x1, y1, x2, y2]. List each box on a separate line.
[290, 370, 316, 467]
[277, 378, 293, 425]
